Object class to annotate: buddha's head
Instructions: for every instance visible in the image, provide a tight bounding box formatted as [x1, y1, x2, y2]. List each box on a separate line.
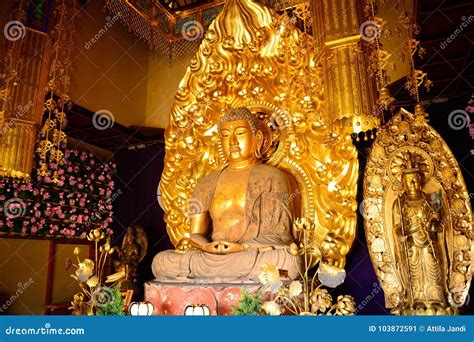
[218, 107, 264, 166]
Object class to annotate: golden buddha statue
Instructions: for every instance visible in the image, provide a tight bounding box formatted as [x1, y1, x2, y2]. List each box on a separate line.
[152, 107, 301, 281]
[392, 154, 448, 314]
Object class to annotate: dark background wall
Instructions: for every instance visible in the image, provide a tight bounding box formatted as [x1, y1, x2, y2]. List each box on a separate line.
[111, 143, 173, 295]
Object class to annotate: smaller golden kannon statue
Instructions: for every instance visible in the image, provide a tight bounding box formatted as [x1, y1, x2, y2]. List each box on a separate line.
[363, 107, 472, 316]
[152, 107, 301, 281]
[392, 153, 448, 314]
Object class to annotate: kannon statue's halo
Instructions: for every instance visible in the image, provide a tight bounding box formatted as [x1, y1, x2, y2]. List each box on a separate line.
[387, 146, 433, 188]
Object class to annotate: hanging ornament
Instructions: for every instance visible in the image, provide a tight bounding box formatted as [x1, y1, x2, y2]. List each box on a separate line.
[36, 0, 76, 180]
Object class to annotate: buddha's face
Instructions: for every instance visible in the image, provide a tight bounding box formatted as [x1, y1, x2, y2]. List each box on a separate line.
[219, 119, 261, 163]
[402, 172, 422, 196]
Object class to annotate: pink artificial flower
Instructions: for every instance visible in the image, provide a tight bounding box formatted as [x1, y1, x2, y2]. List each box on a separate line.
[44, 177, 51, 183]
[98, 175, 105, 182]
[31, 226, 37, 234]
[58, 169, 64, 175]
[35, 210, 41, 218]
[77, 184, 84, 189]
[69, 199, 76, 206]
[57, 180, 64, 187]
[79, 198, 86, 207]
[81, 232, 87, 239]
[67, 166, 73, 173]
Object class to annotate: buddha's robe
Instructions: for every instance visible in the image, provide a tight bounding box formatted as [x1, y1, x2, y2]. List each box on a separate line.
[152, 163, 301, 281]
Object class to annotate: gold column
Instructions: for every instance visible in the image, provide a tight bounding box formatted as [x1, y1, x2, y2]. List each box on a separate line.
[0, 28, 52, 179]
[312, 0, 379, 133]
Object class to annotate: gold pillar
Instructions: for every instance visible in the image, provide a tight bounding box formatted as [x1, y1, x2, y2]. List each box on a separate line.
[0, 28, 52, 179]
[312, 0, 379, 133]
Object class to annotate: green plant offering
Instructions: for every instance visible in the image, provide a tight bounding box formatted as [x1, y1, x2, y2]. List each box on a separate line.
[96, 286, 125, 316]
[232, 291, 262, 316]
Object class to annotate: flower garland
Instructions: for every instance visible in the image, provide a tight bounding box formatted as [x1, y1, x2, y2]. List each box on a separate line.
[0, 149, 117, 238]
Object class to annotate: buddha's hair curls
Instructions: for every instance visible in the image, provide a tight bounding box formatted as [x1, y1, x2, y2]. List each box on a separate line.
[218, 107, 261, 135]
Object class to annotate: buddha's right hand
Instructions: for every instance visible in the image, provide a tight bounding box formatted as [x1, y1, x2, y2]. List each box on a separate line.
[175, 237, 193, 253]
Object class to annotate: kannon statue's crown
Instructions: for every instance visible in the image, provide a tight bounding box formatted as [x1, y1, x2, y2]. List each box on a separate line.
[401, 152, 420, 174]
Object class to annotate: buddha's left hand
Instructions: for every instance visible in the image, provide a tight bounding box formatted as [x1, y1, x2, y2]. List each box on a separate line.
[207, 241, 249, 254]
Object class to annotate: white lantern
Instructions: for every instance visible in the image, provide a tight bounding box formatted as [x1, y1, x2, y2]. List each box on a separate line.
[128, 301, 154, 316]
[184, 304, 210, 316]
